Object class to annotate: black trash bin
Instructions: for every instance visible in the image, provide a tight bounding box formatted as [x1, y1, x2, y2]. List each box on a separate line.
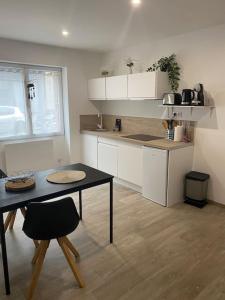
[185, 171, 210, 208]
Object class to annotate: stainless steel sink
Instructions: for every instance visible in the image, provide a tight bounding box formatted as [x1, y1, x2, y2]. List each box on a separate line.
[122, 134, 162, 141]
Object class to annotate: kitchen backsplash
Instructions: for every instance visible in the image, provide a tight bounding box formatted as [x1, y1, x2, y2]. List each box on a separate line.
[80, 114, 195, 140]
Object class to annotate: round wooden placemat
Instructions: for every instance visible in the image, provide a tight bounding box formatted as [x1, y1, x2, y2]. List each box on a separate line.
[5, 178, 35, 192]
[47, 170, 86, 184]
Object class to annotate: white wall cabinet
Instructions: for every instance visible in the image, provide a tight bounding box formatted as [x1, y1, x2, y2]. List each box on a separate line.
[88, 71, 169, 100]
[81, 134, 98, 168]
[118, 143, 143, 186]
[128, 72, 170, 99]
[88, 78, 106, 100]
[106, 75, 128, 100]
[98, 141, 118, 176]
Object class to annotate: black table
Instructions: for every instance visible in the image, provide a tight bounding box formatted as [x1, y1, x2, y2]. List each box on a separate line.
[0, 163, 113, 296]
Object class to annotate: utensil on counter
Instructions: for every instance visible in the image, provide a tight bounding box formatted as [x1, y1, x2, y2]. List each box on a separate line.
[162, 119, 178, 140]
[167, 119, 175, 140]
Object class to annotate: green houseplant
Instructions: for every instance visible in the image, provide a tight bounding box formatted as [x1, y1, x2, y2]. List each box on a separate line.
[146, 54, 181, 92]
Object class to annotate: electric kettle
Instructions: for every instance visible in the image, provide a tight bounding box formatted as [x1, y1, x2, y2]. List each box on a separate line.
[181, 89, 195, 105]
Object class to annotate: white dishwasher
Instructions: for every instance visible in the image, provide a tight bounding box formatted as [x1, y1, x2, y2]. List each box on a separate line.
[142, 146, 168, 206]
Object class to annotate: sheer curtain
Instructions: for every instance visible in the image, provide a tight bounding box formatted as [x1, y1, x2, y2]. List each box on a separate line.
[27, 69, 63, 135]
[0, 66, 28, 138]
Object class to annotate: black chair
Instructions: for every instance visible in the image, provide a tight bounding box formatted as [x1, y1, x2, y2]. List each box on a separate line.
[23, 197, 85, 300]
[0, 169, 32, 239]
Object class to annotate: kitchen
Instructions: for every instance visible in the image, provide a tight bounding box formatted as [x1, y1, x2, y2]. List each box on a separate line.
[80, 68, 209, 207]
[0, 1, 225, 300]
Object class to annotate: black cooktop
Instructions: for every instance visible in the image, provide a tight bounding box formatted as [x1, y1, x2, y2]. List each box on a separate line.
[122, 134, 162, 141]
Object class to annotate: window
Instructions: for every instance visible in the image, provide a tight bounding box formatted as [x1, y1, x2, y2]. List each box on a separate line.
[0, 63, 64, 140]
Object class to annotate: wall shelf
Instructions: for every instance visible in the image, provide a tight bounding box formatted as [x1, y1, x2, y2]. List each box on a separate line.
[159, 105, 215, 117]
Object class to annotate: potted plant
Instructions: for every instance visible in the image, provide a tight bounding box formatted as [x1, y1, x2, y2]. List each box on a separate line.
[146, 54, 181, 92]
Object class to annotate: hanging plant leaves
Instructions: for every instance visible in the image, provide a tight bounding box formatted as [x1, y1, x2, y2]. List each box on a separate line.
[146, 54, 180, 92]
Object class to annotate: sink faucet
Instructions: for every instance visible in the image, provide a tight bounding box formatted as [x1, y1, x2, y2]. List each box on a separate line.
[97, 113, 103, 129]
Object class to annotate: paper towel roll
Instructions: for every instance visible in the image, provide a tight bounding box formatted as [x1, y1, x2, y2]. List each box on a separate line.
[174, 125, 184, 142]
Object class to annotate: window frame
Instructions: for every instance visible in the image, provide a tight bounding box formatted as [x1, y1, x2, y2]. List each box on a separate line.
[0, 61, 65, 142]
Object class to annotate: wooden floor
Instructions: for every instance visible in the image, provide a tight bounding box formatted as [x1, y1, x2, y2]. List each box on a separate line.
[1, 183, 225, 300]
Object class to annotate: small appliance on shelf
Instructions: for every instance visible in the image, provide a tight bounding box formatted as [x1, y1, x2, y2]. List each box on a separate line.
[163, 93, 182, 105]
[181, 89, 195, 106]
[192, 83, 205, 106]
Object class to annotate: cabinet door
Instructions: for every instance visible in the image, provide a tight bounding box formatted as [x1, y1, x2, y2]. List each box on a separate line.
[88, 78, 106, 100]
[142, 147, 168, 206]
[128, 72, 156, 99]
[81, 134, 98, 168]
[106, 75, 128, 99]
[98, 143, 118, 176]
[118, 143, 143, 186]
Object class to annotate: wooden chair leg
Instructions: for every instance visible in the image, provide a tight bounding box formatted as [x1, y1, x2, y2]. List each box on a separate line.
[27, 240, 50, 300]
[57, 237, 85, 288]
[61, 236, 80, 258]
[33, 240, 39, 248]
[4, 211, 14, 232]
[9, 210, 17, 230]
[32, 243, 42, 265]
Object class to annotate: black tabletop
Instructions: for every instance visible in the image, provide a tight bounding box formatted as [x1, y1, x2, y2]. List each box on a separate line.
[0, 163, 113, 213]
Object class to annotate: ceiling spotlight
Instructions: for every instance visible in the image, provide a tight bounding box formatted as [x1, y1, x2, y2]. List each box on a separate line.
[62, 30, 69, 36]
[131, 0, 141, 6]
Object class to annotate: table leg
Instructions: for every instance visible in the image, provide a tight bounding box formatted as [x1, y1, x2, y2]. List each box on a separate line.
[79, 190, 82, 221]
[0, 213, 10, 295]
[110, 179, 113, 244]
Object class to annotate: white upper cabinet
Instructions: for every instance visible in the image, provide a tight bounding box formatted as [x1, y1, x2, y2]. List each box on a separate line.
[128, 71, 170, 100]
[88, 78, 106, 100]
[88, 71, 170, 100]
[106, 75, 128, 100]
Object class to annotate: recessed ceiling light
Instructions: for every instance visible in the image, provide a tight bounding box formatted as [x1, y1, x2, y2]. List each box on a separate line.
[62, 30, 69, 36]
[131, 0, 141, 6]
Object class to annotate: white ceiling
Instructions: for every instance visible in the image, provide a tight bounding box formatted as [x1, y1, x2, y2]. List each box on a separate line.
[0, 0, 225, 52]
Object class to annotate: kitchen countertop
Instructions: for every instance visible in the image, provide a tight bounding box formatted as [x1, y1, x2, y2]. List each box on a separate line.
[81, 130, 193, 150]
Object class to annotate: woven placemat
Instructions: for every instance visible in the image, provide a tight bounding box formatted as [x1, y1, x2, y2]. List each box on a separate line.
[47, 170, 86, 184]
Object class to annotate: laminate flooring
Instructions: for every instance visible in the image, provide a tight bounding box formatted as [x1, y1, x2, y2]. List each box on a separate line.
[1, 183, 225, 300]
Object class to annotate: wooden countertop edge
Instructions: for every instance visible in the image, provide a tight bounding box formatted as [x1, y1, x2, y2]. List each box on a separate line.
[80, 130, 193, 151]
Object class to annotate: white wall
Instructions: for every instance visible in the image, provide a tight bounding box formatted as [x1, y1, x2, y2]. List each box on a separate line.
[0, 38, 102, 171]
[100, 24, 225, 204]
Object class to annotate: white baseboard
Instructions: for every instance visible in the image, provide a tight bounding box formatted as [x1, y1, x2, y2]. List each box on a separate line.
[114, 177, 142, 193]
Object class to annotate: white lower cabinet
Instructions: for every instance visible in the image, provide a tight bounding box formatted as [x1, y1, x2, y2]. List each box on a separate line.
[142, 146, 194, 207]
[81, 134, 98, 168]
[142, 147, 168, 206]
[81, 133, 193, 207]
[98, 142, 118, 176]
[118, 143, 143, 186]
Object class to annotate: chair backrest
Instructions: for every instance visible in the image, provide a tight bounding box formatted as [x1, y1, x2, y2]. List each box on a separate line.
[0, 169, 7, 178]
[23, 197, 80, 240]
